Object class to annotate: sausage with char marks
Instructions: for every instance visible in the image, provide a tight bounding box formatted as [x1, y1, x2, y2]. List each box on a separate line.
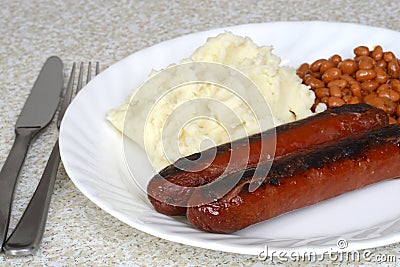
[147, 104, 389, 215]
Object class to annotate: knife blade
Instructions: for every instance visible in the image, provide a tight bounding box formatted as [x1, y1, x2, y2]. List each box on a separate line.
[0, 56, 63, 248]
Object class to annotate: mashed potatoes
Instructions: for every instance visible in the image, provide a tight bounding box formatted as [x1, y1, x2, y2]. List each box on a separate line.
[107, 32, 316, 171]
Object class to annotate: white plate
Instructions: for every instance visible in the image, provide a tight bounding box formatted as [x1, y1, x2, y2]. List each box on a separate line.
[59, 21, 400, 255]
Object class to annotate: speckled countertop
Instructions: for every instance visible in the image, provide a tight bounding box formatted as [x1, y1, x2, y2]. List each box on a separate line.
[1, 0, 400, 266]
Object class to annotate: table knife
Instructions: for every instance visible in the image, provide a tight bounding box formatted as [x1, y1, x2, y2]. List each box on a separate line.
[0, 56, 64, 248]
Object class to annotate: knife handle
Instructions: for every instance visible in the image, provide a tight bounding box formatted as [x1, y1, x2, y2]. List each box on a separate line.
[3, 140, 61, 256]
[0, 128, 38, 247]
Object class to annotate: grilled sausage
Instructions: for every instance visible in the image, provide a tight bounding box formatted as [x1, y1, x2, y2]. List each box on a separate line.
[147, 104, 388, 215]
[186, 124, 400, 233]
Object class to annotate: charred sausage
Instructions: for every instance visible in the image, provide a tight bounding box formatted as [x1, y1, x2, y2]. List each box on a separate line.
[147, 104, 388, 215]
[186, 124, 400, 233]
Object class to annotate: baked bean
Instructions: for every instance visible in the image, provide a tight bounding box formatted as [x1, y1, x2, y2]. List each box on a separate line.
[305, 77, 325, 89]
[354, 46, 370, 56]
[322, 67, 341, 83]
[384, 51, 395, 62]
[327, 79, 347, 89]
[343, 95, 352, 103]
[302, 76, 312, 87]
[350, 83, 362, 97]
[338, 59, 357, 75]
[361, 80, 379, 91]
[298, 63, 310, 72]
[364, 95, 386, 111]
[342, 88, 351, 95]
[377, 83, 390, 93]
[329, 86, 342, 98]
[376, 60, 387, 69]
[329, 54, 342, 65]
[340, 74, 358, 85]
[388, 60, 400, 79]
[296, 71, 304, 79]
[378, 89, 400, 102]
[358, 57, 374, 70]
[381, 97, 397, 115]
[363, 93, 378, 102]
[355, 69, 376, 81]
[371, 45, 383, 61]
[314, 87, 330, 98]
[328, 96, 345, 107]
[296, 63, 310, 78]
[320, 60, 335, 74]
[375, 67, 389, 84]
[356, 55, 374, 62]
[311, 72, 322, 79]
[348, 96, 361, 104]
[397, 105, 400, 117]
[310, 59, 327, 72]
[390, 79, 400, 92]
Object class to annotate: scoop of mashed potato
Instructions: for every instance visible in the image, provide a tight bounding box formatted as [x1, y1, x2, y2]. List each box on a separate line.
[107, 32, 316, 171]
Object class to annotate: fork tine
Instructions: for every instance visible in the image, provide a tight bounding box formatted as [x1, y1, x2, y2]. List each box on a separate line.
[76, 62, 84, 93]
[86, 62, 92, 83]
[95, 62, 100, 76]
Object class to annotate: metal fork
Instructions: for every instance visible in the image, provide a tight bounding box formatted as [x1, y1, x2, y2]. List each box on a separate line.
[3, 62, 100, 256]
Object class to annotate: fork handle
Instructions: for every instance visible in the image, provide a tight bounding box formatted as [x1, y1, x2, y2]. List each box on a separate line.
[0, 128, 38, 248]
[3, 140, 61, 256]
